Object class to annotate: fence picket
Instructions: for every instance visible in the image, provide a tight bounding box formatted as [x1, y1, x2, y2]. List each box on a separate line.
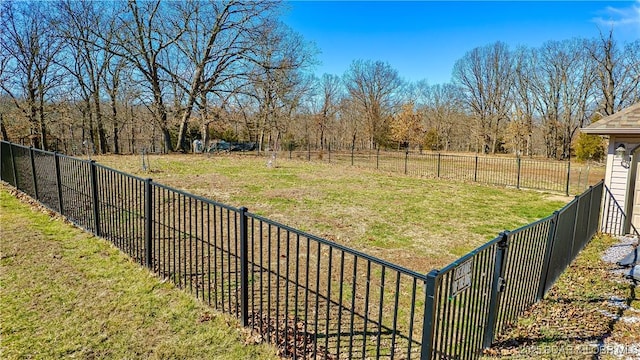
[1, 140, 617, 360]
[144, 178, 153, 269]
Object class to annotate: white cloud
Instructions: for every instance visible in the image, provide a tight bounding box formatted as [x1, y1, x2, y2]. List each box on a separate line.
[592, 1, 640, 34]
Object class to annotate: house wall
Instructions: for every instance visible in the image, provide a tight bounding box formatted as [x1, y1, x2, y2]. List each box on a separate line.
[605, 135, 640, 216]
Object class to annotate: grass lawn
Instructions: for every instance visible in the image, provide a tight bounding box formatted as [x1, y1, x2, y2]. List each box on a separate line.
[94, 153, 570, 271]
[0, 186, 278, 360]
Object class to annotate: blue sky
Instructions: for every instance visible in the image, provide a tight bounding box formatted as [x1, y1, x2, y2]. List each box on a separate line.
[282, 1, 640, 85]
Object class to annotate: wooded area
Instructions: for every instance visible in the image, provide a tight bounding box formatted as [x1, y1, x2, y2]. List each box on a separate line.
[1, 0, 638, 158]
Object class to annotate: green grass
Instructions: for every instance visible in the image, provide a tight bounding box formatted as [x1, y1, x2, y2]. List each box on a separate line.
[0, 187, 278, 360]
[94, 153, 570, 271]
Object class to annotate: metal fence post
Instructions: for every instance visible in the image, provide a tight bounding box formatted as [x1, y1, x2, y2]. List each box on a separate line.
[376, 148, 379, 169]
[474, 155, 478, 182]
[420, 269, 439, 360]
[404, 150, 408, 175]
[9, 143, 18, 188]
[54, 152, 64, 214]
[586, 185, 596, 237]
[585, 185, 593, 238]
[144, 178, 153, 269]
[351, 146, 354, 166]
[537, 211, 559, 300]
[437, 153, 441, 178]
[89, 160, 101, 236]
[307, 142, 311, 161]
[29, 147, 39, 200]
[516, 157, 521, 189]
[483, 231, 509, 349]
[571, 194, 582, 255]
[239, 206, 249, 327]
[565, 160, 571, 196]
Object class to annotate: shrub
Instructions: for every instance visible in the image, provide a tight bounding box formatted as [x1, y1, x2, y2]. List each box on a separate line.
[575, 133, 605, 162]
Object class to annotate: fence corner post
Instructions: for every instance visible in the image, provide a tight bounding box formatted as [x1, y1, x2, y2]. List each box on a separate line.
[421, 269, 439, 360]
[89, 160, 100, 236]
[239, 206, 249, 327]
[144, 178, 153, 269]
[483, 231, 509, 349]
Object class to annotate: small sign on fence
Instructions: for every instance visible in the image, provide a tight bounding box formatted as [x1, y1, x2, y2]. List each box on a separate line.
[451, 258, 473, 297]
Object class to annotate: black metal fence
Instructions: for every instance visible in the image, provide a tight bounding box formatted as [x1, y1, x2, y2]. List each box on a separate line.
[601, 185, 640, 237]
[422, 181, 604, 359]
[0, 141, 611, 359]
[281, 149, 599, 195]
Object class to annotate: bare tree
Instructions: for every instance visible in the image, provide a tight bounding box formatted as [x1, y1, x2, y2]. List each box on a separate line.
[453, 42, 514, 154]
[314, 73, 343, 150]
[56, 0, 116, 154]
[102, 0, 186, 152]
[343, 60, 403, 149]
[588, 30, 640, 115]
[172, 0, 282, 152]
[512, 46, 537, 156]
[103, 55, 131, 154]
[532, 39, 596, 158]
[337, 97, 364, 151]
[416, 81, 464, 152]
[247, 20, 316, 152]
[1, 1, 64, 149]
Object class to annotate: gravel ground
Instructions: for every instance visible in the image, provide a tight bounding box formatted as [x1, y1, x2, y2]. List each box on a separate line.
[601, 235, 640, 360]
[602, 235, 639, 264]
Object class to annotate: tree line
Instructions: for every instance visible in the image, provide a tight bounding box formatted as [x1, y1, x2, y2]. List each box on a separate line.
[1, 0, 638, 158]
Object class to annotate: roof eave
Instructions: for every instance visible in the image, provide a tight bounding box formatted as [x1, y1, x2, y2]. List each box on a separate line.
[581, 128, 640, 135]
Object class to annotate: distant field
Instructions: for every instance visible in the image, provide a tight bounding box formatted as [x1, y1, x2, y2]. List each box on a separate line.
[94, 153, 569, 272]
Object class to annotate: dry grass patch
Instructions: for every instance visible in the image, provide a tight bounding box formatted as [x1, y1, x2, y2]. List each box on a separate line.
[0, 186, 278, 360]
[94, 153, 569, 272]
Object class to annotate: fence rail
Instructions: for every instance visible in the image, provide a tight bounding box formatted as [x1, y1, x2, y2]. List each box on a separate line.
[0, 141, 614, 359]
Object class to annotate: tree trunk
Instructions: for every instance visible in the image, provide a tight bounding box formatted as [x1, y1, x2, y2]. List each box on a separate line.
[92, 80, 108, 154]
[38, 97, 47, 151]
[0, 114, 8, 141]
[112, 99, 120, 154]
[176, 106, 194, 152]
[162, 128, 172, 154]
[258, 129, 265, 153]
[130, 121, 135, 154]
[202, 122, 210, 149]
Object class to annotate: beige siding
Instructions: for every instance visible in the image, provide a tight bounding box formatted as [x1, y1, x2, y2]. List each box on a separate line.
[608, 141, 629, 208]
[602, 136, 640, 233]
